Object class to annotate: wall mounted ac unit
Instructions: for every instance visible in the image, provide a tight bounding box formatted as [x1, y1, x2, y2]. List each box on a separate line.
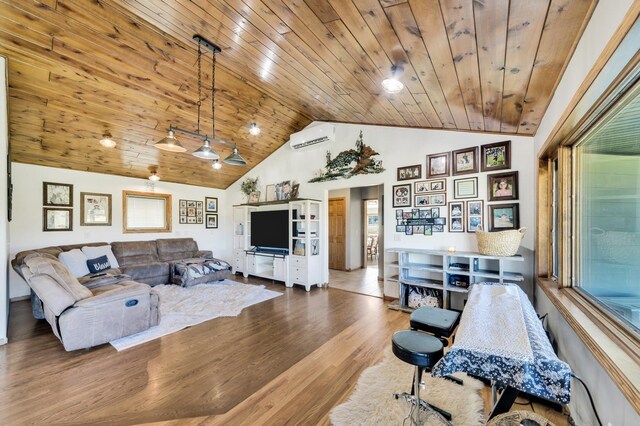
[289, 123, 335, 150]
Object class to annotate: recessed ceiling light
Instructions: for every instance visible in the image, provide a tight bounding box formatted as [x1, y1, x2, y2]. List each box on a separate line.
[382, 65, 404, 94]
[249, 122, 261, 136]
[149, 171, 160, 181]
[99, 132, 116, 148]
[212, 159, 222, 170]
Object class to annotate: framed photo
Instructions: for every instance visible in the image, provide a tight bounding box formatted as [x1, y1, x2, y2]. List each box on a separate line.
[415, 179, 446, 194]
[415, 193, 446, 207]
[80, 192, 111, 226]
[426, 152, 450, 178]
[265, 184, 277, 202]
[397, 164, 422, 181]
[453, 177, 478, 199]
[43, 182, 73, 207]
[489, 203, 519, 231]
[488, 171, 518, 201]
[452, 147, 479, 175]
[180, 199, 203, 224]
[205, 197, 218, 212]
[448, 202, 464, 232]
[392, 184, 412, 208]
[43, 208, 72, 231]
[275, 180, 292, 200]
[248, 191, 261, 203]
[481, 140, 511, 172]
[206, 214, 218, 229]
[431, 207, 440, 218]
[466, 200, 484, 232]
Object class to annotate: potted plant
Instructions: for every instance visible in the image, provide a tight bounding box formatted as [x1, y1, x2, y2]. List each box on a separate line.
[241, 177, 259, 202]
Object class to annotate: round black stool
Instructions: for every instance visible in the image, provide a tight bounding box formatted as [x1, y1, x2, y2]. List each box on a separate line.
[392, 330, 451, 425]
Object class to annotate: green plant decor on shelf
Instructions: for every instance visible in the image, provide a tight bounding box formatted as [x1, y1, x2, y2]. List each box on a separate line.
[241, 177, 258, 198]
[309, 130, 385, 183]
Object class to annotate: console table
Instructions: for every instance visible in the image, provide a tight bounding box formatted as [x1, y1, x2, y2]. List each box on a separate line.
[432, 282, 572, 419]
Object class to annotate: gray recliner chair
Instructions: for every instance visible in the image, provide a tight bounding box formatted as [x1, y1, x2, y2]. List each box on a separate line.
[18, 254, 160, 351]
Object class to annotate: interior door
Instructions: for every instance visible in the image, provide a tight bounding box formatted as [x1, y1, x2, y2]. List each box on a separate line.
[329, 197, 346, 270]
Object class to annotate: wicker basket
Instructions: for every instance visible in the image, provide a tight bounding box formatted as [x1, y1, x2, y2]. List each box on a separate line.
[475, 226, 526, 256]
[486, 410, 556, 426]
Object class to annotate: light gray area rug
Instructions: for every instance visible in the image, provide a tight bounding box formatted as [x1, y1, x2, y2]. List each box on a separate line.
[331, 348, 485, 426]
[111, 280, 281, 351]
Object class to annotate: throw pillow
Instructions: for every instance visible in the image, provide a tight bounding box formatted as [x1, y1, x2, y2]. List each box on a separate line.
[81, 245, 120, 268]
[86, 255, 111, 274]
[58, 249, 91, 277]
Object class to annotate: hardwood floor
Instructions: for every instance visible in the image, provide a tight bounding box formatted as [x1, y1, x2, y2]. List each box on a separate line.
[328, 265, 384, 298]
[1, 275, 570, 425]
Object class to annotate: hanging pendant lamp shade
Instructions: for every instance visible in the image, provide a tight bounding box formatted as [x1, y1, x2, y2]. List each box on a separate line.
[192, 139, 220, 159]
[224, 147, 247, 166]
[155, 130, 187, 152]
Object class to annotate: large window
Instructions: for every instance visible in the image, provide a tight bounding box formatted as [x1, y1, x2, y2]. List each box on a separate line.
[574, 84, 640, 332]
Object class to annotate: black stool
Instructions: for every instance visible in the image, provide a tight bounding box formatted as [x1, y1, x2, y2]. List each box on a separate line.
[391, 330, 452, 425]
[410, 307, 463, 386]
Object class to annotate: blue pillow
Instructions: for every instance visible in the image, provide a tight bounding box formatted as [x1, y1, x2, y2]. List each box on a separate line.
[87, 255, 111, 274]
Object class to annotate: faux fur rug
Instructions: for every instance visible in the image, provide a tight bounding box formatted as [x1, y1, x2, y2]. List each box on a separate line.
[330, 348, 486, 425]
[111, 280, 281, 351]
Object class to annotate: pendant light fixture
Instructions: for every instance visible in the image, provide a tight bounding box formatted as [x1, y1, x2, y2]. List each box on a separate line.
[382, 65, 404, 94]
[155, 35, 246, 166]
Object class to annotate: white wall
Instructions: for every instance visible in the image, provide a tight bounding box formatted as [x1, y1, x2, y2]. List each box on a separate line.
[225, 123, 535, 292]
[1, 56, 8, 344]
[349, 187, 363, 270]
[9, 163, 228, 298]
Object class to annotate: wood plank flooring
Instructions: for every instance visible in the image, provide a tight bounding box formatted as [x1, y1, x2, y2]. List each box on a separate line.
[0, 275, 570, 425]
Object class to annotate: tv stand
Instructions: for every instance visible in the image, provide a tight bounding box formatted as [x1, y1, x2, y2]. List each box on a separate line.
[251, 247, 288, 256]
[243, 249, 288, 283]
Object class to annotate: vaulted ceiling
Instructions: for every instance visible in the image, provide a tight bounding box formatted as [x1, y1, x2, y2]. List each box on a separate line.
[0, 0, 596, 188]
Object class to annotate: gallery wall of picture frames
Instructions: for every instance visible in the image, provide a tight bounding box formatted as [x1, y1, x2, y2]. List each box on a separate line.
[393, 140, 519, 236]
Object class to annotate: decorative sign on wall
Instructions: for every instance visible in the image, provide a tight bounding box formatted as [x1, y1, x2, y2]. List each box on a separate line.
[179, 199, 203, 224]
[309, 130, 384, 182]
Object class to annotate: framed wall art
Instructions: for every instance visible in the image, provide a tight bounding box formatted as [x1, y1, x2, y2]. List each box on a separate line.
[415, 193, 446, 207]
[43, 182, 73, 207]
[206, 214, 218, 229]
[481, 140, 511, 172]
[205, 197, 218, 212]
[466, 200, 484, 232]
[80, 192, 112, 226]
[179, 199, 203, 224]
[489, 203, 519, 231]
[452, 147, 479, 175]
[488, 171, 518, 201]
[426, 152, 450, 178]
[397, 164, 422, 181]
[448, 202, 464, 232]
[414, 179, 446, 194]
[453, 177, 478, 199]
[392, 184, 412, 208]
[43, 208, 72, 231]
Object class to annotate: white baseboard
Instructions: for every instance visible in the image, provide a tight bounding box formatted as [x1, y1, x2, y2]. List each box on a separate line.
[0, 337, 7, 345]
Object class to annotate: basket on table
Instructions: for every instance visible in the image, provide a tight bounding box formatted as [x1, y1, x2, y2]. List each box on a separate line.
[475, 226, 526, 256]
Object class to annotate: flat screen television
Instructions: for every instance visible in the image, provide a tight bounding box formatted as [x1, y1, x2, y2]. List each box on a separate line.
[250, 210, 295, 250]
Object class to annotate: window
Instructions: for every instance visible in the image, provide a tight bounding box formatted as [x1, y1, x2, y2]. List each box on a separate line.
[123, 191, 172, 233]
[573, 83, 640, 332]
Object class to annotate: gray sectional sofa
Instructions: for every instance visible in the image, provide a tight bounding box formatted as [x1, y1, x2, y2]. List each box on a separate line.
[12, 238, 231, 351]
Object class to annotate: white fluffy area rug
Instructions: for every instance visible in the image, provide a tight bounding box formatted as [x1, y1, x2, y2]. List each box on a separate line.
[330, 348, 486, 426]
[110, 280, 281, 351]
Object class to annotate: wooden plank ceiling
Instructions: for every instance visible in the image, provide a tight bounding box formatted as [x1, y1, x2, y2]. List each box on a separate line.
[0, 0, 596, 189]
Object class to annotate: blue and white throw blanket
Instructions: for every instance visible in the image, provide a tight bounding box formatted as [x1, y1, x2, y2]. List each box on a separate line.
[432, 283, 571, 403]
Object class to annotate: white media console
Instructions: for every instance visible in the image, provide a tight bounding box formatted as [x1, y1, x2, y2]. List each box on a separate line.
[232, 199, 323, 291]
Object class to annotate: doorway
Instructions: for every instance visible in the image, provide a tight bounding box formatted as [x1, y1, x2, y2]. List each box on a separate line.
[328, 197, 346, 271]
[328, 185, 384, 298]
